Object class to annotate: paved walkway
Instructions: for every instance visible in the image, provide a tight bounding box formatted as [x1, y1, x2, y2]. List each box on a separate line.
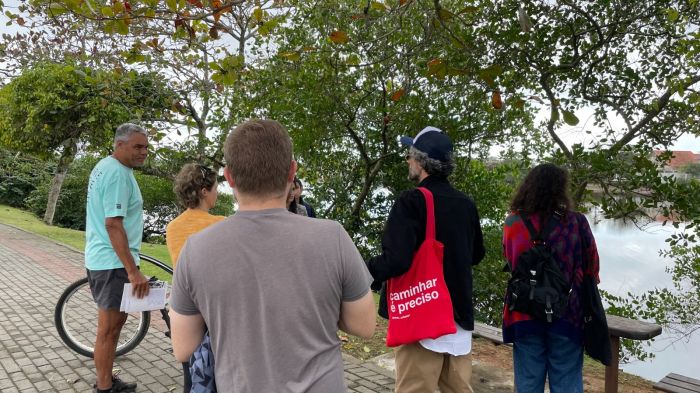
[0, 223, 394, 392]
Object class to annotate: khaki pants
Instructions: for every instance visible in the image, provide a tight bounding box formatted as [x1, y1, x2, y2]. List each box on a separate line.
[394, 342, 474, 393]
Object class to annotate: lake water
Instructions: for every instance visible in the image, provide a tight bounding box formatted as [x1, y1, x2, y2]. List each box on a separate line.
[587, 210, 700, 380]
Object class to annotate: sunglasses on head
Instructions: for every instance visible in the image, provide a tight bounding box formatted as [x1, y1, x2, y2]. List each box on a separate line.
[197, 165, 213, 181]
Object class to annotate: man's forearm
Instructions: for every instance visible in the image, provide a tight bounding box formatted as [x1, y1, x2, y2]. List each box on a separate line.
[106, 221, 138, 272]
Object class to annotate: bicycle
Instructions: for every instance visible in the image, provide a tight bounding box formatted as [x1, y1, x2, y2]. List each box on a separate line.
[54, 254, 173, 358]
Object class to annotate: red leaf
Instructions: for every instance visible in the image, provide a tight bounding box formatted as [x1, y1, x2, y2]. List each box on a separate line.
[491, 90, 503, 110]
[390, 88, 405, 102]
[329, 31, 349, 44]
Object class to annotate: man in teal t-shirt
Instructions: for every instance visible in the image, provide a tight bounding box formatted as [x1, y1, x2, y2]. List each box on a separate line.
[85, 123, 150, 393]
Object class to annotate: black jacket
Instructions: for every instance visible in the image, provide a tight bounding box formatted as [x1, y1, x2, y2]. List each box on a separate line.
[366, 176, 485, 331]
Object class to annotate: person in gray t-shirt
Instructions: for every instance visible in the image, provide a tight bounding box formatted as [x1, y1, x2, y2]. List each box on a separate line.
[170, 119, 376, 393]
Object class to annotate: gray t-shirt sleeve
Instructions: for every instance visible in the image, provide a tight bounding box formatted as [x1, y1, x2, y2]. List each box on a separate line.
[170, 242, 200, 315]
[337, 224, 372, 301]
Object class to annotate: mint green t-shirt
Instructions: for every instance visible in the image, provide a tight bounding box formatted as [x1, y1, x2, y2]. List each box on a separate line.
[85, 156, 143, 270]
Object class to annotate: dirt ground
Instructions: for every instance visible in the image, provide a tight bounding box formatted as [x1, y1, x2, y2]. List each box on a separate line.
[341, 319, 655, 393]
[470, 338, 655, 393]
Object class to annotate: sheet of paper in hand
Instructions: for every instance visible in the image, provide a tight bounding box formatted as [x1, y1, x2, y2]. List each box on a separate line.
[120, 281, 168, 313]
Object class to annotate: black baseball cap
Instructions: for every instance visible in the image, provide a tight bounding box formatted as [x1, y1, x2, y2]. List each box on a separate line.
[400, 126, 453, 162]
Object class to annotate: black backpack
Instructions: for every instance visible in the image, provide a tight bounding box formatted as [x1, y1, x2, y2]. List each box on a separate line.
[505, 213, 572, 323]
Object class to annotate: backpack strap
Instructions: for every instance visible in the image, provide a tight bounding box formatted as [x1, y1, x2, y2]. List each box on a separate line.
[416, 187, 435, 240]
[521, 212, 561, 244]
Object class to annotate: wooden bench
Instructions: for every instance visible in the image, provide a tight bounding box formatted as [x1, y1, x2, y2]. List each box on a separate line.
[605, 315, 662, 393]
[474, 321, 505, 344]
[473, 314, 662, 393]
[654, 373, 700, 393]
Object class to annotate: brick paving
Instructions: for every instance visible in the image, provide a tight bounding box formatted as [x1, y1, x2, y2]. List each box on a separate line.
[0, 223, 394, 392]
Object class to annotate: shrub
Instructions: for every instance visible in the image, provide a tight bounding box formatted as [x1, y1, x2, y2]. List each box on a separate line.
[0, 148, 54, 208]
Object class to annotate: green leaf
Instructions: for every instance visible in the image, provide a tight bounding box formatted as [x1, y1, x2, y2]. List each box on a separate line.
[166, 0, 177, 12]
[48, 5, 69, 16]
[458, 6, 479, 13]
[551, 108, 560, 122]
[222, 71, 236, 85]
[561, 109, 579, 125]
[126, 53, 146, 64]
[100, 6, 114, 17]
[103, 20, 117, 33]
[279, 51, 301, 61]
[438, 8, 454, 20]
[478, 65, 503, 87]
[115, 19, 129, 35]
[222, 55, 244, 68]
[64, 0, 80, 10]
[253, 7, 263, 21]
[666, 8, 679, 22]
[258, 18, 280, 36]
[346, 54, 360, 66]
[112, 1, 124, 14]
[370, 1, 388, 11]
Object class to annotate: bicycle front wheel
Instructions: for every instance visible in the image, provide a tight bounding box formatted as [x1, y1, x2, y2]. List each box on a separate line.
[54, 277, 151, 358]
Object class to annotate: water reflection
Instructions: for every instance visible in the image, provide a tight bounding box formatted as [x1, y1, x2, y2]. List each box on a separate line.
[587, 210, 700, 380]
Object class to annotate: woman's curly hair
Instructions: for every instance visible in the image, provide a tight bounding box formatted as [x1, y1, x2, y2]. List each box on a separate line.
[510, 163, 573, 221]
[173, 163, 217, 209]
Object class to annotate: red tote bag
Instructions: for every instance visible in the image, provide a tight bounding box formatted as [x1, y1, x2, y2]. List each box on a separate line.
[385, 187, 456, 347]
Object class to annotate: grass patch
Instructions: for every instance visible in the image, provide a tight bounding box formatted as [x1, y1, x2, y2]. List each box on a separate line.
[0, 205, 87, 251]
[0, 204, 173, 280]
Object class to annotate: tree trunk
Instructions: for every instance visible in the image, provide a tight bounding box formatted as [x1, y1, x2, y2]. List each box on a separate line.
[43, 140, 77, 225]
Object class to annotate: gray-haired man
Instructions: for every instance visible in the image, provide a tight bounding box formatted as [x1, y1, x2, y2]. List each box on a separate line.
[367, 126, 485, 393]
[85, 123, 150, 392]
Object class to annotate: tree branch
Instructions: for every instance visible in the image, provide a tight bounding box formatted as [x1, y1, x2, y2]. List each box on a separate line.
[611, 75, 700, 153]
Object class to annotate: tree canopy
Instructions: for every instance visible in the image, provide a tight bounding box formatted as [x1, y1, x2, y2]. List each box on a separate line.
[0, 62, 174, 224]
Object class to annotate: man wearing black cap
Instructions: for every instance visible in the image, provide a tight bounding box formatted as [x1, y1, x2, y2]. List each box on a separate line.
[367, 126, 485, 393]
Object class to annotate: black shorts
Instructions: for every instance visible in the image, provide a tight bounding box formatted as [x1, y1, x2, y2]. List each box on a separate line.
[86, 268, 130, 310]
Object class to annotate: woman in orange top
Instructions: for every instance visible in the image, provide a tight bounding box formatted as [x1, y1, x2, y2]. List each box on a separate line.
[166, 164, 225, 267]
[166, 163, 225, 393]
